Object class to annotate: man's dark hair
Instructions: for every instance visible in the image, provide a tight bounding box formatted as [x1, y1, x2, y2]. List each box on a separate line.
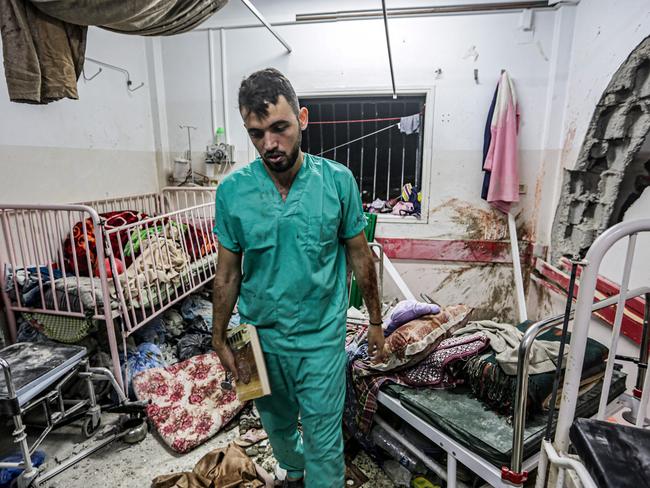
[238, 68, 300, 119]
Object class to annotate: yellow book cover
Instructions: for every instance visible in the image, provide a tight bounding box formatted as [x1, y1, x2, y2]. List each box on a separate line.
[226, 324, 271, 402]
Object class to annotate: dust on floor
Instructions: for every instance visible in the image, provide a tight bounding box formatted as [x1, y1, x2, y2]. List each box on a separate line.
[3, 411, 395, 487]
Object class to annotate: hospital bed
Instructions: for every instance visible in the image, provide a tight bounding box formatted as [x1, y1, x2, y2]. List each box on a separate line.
[368, 231, 648, 487]
[0, 187, 218, 398]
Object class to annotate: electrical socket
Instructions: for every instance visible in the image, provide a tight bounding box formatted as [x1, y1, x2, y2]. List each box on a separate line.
[519, 184, 527, 195]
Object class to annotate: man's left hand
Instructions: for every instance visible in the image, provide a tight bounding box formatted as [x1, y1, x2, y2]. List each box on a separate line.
[367, 325, 386, 363]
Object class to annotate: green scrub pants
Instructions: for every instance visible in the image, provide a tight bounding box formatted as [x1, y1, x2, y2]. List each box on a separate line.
[255, 350, 347, 488]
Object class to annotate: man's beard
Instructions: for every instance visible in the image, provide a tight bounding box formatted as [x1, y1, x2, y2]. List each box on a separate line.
[262, 134, 301, 173]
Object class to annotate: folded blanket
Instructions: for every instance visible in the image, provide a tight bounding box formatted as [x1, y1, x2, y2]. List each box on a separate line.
[457, 321, 609, 417]
[453, 320, 567, 375]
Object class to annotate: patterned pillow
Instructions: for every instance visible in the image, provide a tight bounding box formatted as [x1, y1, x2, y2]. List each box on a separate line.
[369, 304, 473, 372]
[133, 352, 244, 453]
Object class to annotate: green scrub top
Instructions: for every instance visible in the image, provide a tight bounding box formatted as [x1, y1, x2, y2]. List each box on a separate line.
[214, 154, 367, 356]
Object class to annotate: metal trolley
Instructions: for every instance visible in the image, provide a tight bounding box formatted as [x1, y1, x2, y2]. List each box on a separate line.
[0, 342, 137, 487]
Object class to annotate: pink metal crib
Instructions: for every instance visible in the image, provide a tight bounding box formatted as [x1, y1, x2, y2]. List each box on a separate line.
[0, 187, 218, 396]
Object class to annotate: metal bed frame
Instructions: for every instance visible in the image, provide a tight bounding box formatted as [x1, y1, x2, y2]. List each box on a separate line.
[374, 247, 646, 487]
[537, 218, 650, 488]
[0, 187, 217, 396]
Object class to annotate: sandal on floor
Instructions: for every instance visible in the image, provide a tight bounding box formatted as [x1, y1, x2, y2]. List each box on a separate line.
[234, 428, 268, 447]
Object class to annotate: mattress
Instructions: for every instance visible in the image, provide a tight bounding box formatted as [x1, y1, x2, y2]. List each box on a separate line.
[382, 369, 627, 467]
[0, 342, 86, 406]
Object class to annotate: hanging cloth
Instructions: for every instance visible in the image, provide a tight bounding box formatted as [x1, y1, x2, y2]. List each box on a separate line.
[482, 71, 520, 213]
[0, 0, 228, 104]
[481, 86, 499, 200]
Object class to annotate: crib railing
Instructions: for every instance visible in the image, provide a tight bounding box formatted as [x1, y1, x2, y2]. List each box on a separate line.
[105, 201, 218, 335]
[160, 186, 216, 213]
[0, 204, 112, 320]
[80, 192, 162, 216]
[0, 187, 219, 394]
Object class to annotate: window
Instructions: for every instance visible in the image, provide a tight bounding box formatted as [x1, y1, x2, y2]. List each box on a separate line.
[299, 95, 426, 206]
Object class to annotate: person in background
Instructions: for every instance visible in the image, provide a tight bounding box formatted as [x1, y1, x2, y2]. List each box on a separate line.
[211, 68, 384, 488]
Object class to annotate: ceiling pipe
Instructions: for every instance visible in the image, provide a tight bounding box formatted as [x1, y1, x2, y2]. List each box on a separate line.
[296, 1, 550, 22]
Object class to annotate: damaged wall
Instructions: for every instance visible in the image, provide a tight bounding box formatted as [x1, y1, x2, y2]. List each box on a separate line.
[535, 0, 650, 258]
[550, 35, 650, 261]
[526, 2, 650, 368]
[0, 28, 161, 204]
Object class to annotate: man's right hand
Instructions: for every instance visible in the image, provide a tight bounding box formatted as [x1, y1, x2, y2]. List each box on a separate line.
[213, 340, 239, 381]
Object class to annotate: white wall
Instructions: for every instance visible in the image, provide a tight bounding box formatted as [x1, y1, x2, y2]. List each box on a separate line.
[163, 5, 563, 240]
[0, 28, 160, 204]
[159, 2, 574, 322]
[530, 0, 650, 315]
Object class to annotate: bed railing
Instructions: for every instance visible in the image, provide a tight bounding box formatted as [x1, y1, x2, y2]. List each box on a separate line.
[535, 218, 650, 487]
[506, 285, 650, 484]
[0, 204, 112, 320]
[0, 203, 121, 388]
[79, 192, 162, 216]
[160, 186, 216, 213]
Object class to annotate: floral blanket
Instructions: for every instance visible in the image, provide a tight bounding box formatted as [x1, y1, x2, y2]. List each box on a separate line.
[133, 352, 244, 453]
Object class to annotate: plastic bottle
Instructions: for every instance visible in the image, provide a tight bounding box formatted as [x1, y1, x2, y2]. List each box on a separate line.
[216, 127, 225, 145]
[371, 425, 426, 473]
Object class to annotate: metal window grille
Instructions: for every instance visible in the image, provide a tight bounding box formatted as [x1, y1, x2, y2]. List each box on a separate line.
[300, 95, 425, 204]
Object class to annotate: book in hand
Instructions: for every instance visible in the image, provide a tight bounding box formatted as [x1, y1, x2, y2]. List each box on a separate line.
[226, 324, 271, 402]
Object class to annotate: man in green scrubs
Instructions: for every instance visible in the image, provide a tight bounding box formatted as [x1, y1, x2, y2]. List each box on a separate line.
[211, 68, 384, 488]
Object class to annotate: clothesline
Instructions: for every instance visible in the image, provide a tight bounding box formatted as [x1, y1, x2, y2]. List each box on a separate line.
[316, 123, 399, 156]
[309, 116, 403, 125]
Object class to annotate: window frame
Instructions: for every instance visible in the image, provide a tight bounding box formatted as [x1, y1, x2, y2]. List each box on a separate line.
[296, 87, 434, 225]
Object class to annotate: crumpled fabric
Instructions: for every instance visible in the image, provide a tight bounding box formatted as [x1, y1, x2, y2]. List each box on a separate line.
[151, 443, 264, 488]
[123, 342, 166, 398]
[0, 0, 85, 103]
[120, 229, 190, 301]
[132, 317, 167, 346]
[5, 265, 65, 307]
[177, 333, 212, 361]
[385, 300, 441, 336]
[16, 317, 50, 343]
[0, 0, 227, 104]
[162, 309, 185, 339]
[181, 294, 213, 330]
[159, 342, 179, 365]
[453, 320, 567, 375]
[35, 0, 227, 35]
[0, 451, 46, 487]
[399, 114, 420, 135]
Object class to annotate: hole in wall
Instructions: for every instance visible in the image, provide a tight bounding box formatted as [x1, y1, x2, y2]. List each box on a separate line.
[551, 35, 650, 261]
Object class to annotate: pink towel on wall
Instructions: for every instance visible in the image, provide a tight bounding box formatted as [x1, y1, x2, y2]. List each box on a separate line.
[484, 71, 520, 213]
